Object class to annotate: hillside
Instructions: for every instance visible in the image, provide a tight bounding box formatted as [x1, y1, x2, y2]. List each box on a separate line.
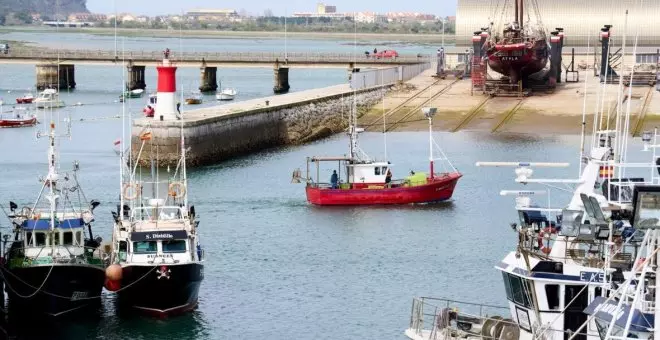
[0, 0, 88, 17]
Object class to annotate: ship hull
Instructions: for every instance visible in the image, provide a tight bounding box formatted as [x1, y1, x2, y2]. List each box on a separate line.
[0, 117, 37, 128]
[3, 264, 105, 317]
[306, 172, 461, 206]
[117, 263, 203, 317]
[487, 41, 549, 84]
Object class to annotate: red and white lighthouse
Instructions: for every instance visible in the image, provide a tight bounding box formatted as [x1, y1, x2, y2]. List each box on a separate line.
[155, 50, 178, 120]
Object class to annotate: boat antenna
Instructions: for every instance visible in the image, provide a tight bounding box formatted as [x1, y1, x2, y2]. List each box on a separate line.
[348, 11, 358, 161]
[382, 69, 387, 160]
[620, 3, 643, 173]
[284, 8, 288, 61]
[119, 36, 126, 219]
[113, 0, 117, 58]
[578, 32, 591, 176]
[179, 8, 188, 208]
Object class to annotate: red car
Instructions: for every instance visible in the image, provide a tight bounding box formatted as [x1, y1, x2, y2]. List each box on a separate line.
[374, 50, 399, 59]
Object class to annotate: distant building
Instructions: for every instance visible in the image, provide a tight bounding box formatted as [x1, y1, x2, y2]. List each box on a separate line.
[317, 3, 326, 15]
[186, 9, 238, 21]
[68, 13, 107, 22]
[325, 5, 337, 14]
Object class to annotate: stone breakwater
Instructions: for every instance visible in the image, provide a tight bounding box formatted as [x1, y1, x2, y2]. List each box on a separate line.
[282, 88, 387, 143]
[132, 85, 388, 167]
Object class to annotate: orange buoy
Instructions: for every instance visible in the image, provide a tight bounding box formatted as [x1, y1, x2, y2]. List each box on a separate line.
[104, 279, 121, 292]
[541, 246, 552, 255]
[105, 264, 123, 281]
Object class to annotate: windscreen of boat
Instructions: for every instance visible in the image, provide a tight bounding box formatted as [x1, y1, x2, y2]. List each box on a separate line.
[162, 240, 187, 253]
[559, 209, 583, 237]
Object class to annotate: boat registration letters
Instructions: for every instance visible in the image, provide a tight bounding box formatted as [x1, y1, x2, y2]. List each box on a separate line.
[579, 271, 604, 283]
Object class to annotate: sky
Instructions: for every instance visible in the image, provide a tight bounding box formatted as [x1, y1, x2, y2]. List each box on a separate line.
[86, 0, 458, 17]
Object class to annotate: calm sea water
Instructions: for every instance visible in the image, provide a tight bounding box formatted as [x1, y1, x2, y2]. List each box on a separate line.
[0, 32, 647, 340]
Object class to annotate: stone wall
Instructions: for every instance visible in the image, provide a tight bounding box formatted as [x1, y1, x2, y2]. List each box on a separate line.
[132, 86, 388, 167]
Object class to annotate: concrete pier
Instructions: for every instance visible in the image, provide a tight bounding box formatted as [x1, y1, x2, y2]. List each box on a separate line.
[132, 84, 386, 166]
[126, 63, 146, 90]
[273, 61, 290, 94]
[35, 64, 76, 90]
[199, 63, 218, 93]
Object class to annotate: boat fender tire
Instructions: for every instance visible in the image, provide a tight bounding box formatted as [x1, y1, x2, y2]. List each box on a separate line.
[169, 182, 186, 198]
[122, 183, 140, 201]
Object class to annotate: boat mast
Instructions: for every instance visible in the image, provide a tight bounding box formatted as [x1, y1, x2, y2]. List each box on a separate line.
[519, 0, 523, 27]
[349, 11, 358, 161]
[514, 0, 519, 25]
[46, 122, 58, 238]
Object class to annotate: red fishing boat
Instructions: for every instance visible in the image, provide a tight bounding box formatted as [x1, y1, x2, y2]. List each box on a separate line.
[298, 108, 461, 206]
[485, 0, 549, 84]
[0, 109, 37, 128]
[15, 93, 35, 104]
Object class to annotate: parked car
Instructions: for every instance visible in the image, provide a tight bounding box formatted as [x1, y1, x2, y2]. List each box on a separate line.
[374, 50, 398, 59]
[0, 43, 9, 54]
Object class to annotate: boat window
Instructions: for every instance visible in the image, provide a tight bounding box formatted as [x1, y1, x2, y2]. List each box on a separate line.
[35, 232, 46, 246]
[76, 231, 82, 245]
[162, 240, 187, 253]
[133, 241, 157, 253]
[50, 233, 60, 246]
[501, 272, 513, 300]
[25, 232, 33, 247]
[382, 167, 388, 175]
[62, 232, 73, 245]
[545, 284, 560, 310]
[505, 273, 532, 308]
[375, 167, 381, 175]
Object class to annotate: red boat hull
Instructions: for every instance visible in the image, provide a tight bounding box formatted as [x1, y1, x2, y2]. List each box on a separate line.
[486, 40, 549, 84]
[306, 172, 461, 206]
[0, 117, 37, 128]
[16, 98, 34, 104]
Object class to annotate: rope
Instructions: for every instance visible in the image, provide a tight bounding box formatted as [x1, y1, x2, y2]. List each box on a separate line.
[0, 263, 156, 301]
[0, 264, 55, 299]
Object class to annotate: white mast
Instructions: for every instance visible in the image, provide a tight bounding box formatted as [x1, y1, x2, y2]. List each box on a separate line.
[349, 11, 358, 161]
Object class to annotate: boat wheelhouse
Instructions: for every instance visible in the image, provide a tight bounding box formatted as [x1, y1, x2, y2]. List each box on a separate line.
[34, 89, 65, 109]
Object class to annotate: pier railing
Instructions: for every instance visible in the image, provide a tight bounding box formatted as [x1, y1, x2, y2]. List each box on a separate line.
[0, 48, 431, 65]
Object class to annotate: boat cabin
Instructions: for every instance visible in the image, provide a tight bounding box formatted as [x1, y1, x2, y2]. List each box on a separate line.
[305, 157, 395, 189]
[7, 214, 93, 266]
[37, 89, 58, 101]
[114, 204, 201, 265]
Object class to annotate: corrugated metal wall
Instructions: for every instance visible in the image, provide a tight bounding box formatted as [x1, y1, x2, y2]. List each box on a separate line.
[456, 0, 660, 46]
[350, 63, 432, 89]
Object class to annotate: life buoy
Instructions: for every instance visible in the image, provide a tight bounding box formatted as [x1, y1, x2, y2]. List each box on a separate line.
[537, 226, 557, 250]
[122, 183, 140, 200]
[168, 182, 186, 198]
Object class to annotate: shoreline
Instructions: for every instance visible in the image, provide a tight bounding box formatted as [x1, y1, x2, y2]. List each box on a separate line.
[0, 26, 456, 44]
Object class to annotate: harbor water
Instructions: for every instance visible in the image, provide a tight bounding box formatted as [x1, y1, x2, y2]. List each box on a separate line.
[0, 32, 641, 339]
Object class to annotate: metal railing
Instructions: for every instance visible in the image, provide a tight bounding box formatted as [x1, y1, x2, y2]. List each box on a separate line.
[409, 297, 510, 340]
[0, 48, 431, 65]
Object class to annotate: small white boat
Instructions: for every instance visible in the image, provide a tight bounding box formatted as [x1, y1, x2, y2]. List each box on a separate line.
[216, 88, 237, 101]
[34, 89, 65, 109]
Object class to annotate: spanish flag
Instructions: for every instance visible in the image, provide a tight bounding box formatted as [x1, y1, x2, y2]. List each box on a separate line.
[139, 131, 152, 141]
[599, 165, 614, 178]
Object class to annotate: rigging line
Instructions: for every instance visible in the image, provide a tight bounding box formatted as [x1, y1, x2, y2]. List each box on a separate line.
[1, 263, 55, 299]
[621, 0, 644, 171]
